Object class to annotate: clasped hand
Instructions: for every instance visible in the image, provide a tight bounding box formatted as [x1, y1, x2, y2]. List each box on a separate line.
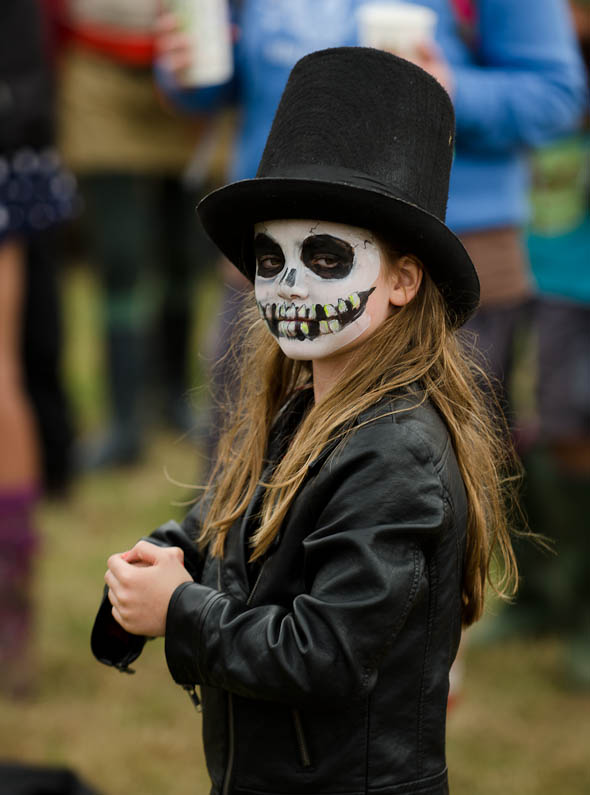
[105, 541, 193, 637]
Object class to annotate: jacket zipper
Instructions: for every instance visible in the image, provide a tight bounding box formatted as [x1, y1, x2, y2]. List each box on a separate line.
[222, 692, 235, 795]
[292, 708, 312, 768]
[218, 559, 234, 795]
[182, 684, 201, 711]
[244, 555, 311, 770]
[242, 559, 311, 770]
[220, 556, 272, 795]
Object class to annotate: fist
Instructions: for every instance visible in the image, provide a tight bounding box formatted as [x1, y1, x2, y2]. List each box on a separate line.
[105, 541, 193, 637]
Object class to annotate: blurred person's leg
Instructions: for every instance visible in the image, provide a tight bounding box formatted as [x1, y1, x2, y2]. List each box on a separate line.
[78, 173, 158, 469]
[152, 176, 202, 435]
[459, 229, 542, 644]
[525, 298, 590, 686]
[463, 299, 549, 647]
[0, 238, 39, 697]
[22, 229, 75, 496]
[461, 298, 541, 650]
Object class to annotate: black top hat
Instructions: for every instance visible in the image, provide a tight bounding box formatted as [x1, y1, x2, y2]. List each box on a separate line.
[198, 47, 479, 326]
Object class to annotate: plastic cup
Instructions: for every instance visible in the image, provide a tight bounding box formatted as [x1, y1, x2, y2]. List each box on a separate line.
[357, 2, 438, 59]
[166, 0, 233, 87]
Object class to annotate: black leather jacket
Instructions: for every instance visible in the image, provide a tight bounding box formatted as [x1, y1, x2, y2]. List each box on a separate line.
[92, 391, 467, 795]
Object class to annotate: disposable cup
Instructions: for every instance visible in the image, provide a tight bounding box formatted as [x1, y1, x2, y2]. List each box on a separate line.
[357, 2, 438, 59]
[166, 0, 233, 87]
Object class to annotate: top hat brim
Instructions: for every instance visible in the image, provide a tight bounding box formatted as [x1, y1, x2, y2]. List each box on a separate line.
[197, 175, 480, 327]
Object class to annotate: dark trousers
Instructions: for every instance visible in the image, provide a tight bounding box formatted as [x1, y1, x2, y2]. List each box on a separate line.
[22, 229, 74, 495]
[79, 173, 203, 435]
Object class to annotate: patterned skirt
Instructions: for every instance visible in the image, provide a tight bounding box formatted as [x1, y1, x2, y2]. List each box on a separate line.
[0, 146, 79, 243]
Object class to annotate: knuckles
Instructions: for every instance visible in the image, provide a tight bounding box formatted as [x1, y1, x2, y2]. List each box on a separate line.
[117, 587, 130, 606]
[115, 568, 132, 589]
[168, 546, 184, 562]
[107, 553, 119, 569]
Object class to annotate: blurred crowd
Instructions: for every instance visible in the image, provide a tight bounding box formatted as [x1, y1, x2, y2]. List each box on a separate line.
[0, 0, 588, 707]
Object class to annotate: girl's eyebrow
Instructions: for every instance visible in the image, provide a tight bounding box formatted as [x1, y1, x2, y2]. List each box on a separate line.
[301, 234, 354, 254]
[254, 232, 285, 259]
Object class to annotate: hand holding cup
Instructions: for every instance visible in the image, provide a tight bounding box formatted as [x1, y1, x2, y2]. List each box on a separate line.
[357, 2, 452, 93]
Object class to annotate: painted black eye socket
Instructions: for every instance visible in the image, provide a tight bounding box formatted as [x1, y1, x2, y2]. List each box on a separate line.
[254, 233, 285, 278]
[257, 254, 284, 276]
[310, 254, 340, 268]
[301, 235, 354, 279]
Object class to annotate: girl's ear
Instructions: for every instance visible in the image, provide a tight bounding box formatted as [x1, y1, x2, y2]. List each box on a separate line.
[388, 255, 423, 307]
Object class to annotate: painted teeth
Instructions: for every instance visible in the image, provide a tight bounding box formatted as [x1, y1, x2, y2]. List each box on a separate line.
[269, 290, 367, 336]
[276, 320, 298, 337]
[266, 294, 362, 322]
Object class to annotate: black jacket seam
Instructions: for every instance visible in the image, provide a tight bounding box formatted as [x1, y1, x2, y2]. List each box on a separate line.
[362, 542, 423, 683]
[416, 549, 439, 778]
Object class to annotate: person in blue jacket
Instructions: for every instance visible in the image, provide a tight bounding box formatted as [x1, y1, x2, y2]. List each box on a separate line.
[164, 1, 584, 204]
[518, 0, 590, 686]
[158, 0, 586, 456]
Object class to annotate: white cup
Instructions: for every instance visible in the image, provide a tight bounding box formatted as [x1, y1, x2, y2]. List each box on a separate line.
[357, 2, 438, 60]
[166, 0, 233, 87]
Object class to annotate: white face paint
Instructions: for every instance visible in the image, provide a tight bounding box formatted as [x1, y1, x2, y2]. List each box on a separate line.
[254, 219, 384, 360]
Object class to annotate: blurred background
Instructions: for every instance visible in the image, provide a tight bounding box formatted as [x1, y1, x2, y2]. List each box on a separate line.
[0, 1, 589, 793]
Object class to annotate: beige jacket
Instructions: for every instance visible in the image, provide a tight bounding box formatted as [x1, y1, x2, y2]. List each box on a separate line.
[67, 0, 159, 32]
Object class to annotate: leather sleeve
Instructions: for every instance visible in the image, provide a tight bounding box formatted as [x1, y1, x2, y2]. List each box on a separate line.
[164, 419, 448, 707]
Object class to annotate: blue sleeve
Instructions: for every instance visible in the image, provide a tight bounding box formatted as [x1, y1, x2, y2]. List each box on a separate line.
[154, 60, 236, 114]
[153, 0, 242, 115]
[452, 0, 588, 153]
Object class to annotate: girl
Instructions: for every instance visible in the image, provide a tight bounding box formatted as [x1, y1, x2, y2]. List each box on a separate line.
[95, 48, 517, 794]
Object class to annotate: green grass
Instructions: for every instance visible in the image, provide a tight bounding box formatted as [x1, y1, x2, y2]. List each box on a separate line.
[1, 266, 589, 794]
[447, 638, 590, 794]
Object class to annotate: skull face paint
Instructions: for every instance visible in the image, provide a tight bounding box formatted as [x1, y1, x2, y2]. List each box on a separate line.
[254, 220, 384, 360]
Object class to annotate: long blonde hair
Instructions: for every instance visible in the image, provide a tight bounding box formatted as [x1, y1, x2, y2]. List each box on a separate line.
[199, 257, 519, 627]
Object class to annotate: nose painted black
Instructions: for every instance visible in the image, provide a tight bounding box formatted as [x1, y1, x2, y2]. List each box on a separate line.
[280, 268, 297, 288]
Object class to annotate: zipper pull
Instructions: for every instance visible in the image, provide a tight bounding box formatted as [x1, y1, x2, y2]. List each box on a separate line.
[183, 684, 202, 711]
[115, 663, 136, 675]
